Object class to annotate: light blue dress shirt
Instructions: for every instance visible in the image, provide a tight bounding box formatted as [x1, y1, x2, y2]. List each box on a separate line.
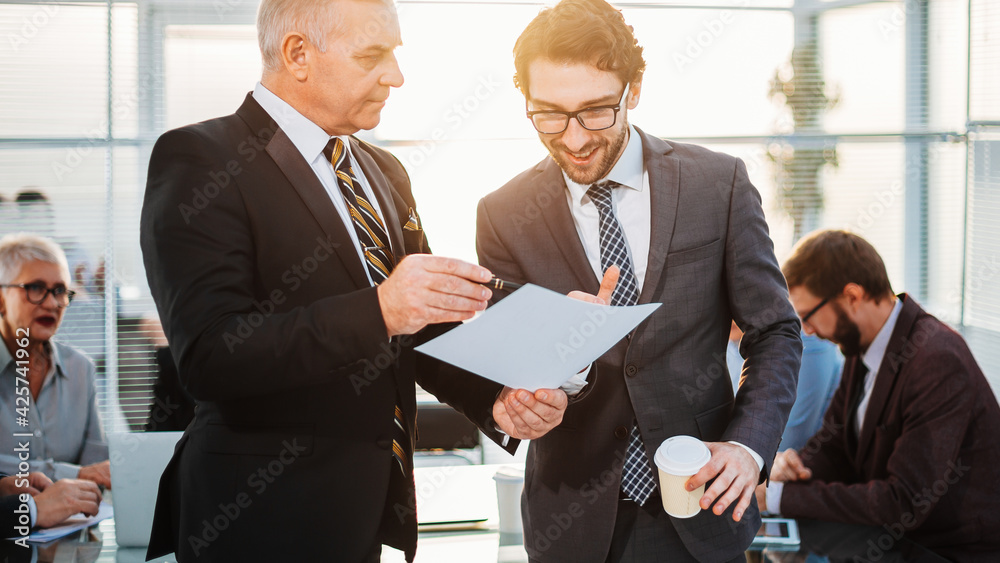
[0, 340, 108, 480]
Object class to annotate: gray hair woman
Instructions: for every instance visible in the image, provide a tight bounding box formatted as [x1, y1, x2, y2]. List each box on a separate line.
[0, 233, 110, 488]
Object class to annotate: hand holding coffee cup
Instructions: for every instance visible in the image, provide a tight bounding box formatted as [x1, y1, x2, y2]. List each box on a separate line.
[687, 441, 761, 521]
[653, 436, 712, 518]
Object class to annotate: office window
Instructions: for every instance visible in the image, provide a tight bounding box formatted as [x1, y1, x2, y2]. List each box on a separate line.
[1, 0, 997, 438]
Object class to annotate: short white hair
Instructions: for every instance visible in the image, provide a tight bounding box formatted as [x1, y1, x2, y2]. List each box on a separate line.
[257, 0, 395, 76]
[0, 233, 70, 285]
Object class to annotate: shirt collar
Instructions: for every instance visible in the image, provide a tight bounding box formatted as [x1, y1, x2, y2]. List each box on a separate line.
[861, 297, 904, 375]
[252, 82, 354, 168]
[0, 338, 66, 378]
[564, 124, 645, 205]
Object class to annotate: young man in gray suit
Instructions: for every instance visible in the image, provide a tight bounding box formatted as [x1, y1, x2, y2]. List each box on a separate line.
[476, 0, 802, 560]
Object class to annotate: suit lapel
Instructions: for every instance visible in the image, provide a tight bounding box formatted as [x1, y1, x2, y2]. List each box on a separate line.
[535, 159, 602, 294]
[350, 137, 405, 259]
[636, 128, 679, 305]
[264, 127, 371, 289]
[856, 294, 919, 457]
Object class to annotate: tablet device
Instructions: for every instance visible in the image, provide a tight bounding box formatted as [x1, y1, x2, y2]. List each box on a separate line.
[751, 517, 801, 550]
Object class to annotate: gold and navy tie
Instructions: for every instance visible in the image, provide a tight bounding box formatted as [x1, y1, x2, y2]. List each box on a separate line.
[325, 138, 396, 284]
[324, 138, 407, 475]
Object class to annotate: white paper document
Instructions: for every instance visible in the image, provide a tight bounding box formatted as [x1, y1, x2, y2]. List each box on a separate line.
[23, 502, 113, 543]
[415, 284, 660, 391]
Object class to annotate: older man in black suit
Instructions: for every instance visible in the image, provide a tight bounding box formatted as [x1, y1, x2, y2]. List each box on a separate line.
[140, 1, 567, 561]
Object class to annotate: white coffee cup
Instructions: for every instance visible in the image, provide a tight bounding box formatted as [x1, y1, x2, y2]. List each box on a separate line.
[493, 466, 525, 535]
[654, 435, 712, 518]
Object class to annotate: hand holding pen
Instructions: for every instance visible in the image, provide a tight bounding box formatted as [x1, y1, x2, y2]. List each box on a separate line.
[377, 255, 494, 337]
[486, 277, 523, 292]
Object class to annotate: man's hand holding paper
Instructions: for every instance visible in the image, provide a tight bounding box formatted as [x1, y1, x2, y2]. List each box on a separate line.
[487, 268, 621, 440]
[492, 387, 568, 440]
[415, 269, 659, 392]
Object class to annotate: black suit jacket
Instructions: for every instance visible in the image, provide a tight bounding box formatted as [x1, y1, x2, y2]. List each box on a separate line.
[782, 295, 1000, 561]
[141, 94, 506, 562]
[477, 129, 802, 562]
[1, 493, 30, 539]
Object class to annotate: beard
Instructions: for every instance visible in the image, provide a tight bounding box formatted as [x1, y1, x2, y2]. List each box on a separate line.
[831, 303, 863, 357]
[545, 123, 629, 185]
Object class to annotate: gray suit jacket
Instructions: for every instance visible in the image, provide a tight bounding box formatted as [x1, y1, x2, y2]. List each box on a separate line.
[476, 128, 802, 562]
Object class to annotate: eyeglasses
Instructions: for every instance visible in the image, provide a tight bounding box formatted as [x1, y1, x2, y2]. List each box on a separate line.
[800, 296, 831, 326]
[526, 86, 629, 135]
[1, 283, 76, 307]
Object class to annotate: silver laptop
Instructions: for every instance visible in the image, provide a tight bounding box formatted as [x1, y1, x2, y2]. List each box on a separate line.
[108, 431, 184, 547]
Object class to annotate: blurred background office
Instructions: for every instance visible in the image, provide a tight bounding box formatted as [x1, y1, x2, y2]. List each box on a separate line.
[0, 0, 997, 446]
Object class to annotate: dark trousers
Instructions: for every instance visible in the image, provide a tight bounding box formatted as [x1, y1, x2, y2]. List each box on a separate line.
[605, 496, 746, 563]
[796, 519, 950, 563]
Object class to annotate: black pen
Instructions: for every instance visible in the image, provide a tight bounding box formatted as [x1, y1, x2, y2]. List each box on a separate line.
[487, 277, 523, 292]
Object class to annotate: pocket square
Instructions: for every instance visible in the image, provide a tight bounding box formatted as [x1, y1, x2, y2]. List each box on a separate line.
[404, 207, 422, 231]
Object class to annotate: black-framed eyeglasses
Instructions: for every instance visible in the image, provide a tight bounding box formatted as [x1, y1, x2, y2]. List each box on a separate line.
[526, 85, 629, 134]
[800, 296, 831, 326]
[0, 283, 76, 307]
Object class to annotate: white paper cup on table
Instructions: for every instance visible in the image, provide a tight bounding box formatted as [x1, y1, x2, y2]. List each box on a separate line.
[493, 466, 525, 535]
[654, 435, 712, 518]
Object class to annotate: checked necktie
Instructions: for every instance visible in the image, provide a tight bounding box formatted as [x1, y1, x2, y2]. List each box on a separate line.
[324, 137, 408, 476]
[587, 181, 657, 505]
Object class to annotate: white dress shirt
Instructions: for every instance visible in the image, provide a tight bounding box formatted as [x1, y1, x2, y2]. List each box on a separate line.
[856, 298, 903, 433]
[766, 297, 903, 515]
[252, 82, 391, 286]
[563, 124, 651, 289]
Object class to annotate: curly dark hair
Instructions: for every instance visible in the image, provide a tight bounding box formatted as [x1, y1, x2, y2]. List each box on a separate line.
[513, 0, 646, 96]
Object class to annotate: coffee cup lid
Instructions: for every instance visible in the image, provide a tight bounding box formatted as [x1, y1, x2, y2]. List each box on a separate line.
[493, 466, 525, 483]
[654, 435, 711, 475]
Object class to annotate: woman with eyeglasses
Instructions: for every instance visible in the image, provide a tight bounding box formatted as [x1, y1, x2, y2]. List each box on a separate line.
[0, 233, 110, 490]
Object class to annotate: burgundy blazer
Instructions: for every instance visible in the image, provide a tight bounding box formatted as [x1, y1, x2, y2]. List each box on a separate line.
[781, 294, 1000, 561]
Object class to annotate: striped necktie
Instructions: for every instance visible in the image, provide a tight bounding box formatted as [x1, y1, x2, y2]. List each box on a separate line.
[324, 138, 408, 476]
[587, 181, 657, 505]
[324, 137, 396, 284]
